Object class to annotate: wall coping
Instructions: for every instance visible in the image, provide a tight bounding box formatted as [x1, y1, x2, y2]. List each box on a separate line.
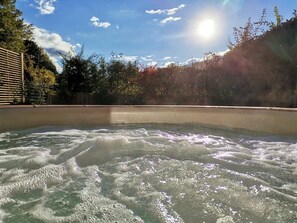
[1, 105, 297, 135]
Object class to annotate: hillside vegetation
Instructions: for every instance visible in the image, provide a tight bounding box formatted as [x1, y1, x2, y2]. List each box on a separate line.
[220, 13, 297, 106]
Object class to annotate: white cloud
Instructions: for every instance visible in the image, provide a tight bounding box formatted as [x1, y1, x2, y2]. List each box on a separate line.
[90, 16, 111, 28]
[201, 50, 230, 61]
[181, 50, 229, 66]
[162, 56, 178, 61]
[32, 26, 76, 54]
[145, 4, 186, 16]
[75, 43, 82, 48]
[184, 58, 203, 65]
[121, 55, 138, 62]
[147, 61, 158, 67]
[162, 56, 172, 61]
[216, 49, 230, 56]
[111, 55, 138, 62]
[145, 9, 164, 15]
[167, 4, 186, 15]
[140, 56, 154, 62]
[48, 55, 62, 73]
[160, 16, 181, 24]
[32, 26, 80, 73]
[34, 0, 57, 15]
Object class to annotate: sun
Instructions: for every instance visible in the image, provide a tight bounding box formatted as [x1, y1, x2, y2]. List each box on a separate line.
[197, 19, 216, 40]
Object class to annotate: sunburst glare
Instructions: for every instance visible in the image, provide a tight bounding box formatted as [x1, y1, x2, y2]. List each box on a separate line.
[197, 18, 216, 40]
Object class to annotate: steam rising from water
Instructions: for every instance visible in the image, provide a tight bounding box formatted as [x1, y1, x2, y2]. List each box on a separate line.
[0, 125, 296, 223]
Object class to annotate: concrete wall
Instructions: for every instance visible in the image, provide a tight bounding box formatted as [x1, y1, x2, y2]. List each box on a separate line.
[0, 105, 297, 135]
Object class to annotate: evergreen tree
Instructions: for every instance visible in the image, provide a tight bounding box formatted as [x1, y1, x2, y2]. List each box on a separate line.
[24, 40, 58, 75]
[58, 48, 95, 95]
[274, 6, 283, 27]
[269, 6, 283, 29]
[0, 0, 32, 52]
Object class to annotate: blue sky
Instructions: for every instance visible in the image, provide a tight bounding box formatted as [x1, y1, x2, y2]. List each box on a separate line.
[17, 0, 297, 72]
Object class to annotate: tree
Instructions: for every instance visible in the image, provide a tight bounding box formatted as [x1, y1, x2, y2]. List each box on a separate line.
[274, 6, 283, 27]
[58, 48, 95, 95]
[268, 6, 284, 29]
[228, 9, 268, 48]
[293, 9, 297, 18]
[137, 65, 158, 104]
[107, 58, 140, 103]
[107, 59, 126, 96]
[24, 40, 57, 75]
[27, 60, 56, 104]
[0, 0, 32, 53]
[122, 61, 141, 104]
[91, 57, 110, 103]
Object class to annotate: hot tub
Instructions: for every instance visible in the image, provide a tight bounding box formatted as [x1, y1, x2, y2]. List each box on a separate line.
[0, 106, 296, 222]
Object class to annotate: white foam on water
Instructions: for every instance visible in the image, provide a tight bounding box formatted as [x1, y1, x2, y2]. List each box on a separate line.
[24, 148, 55, 166]
[0, 125, 296, 222]
[0, 133, 11, 143]
[32, 129, 89, 137]
[216, 216, 235, 223]
[65, 158, 82, 176]
[0, 165, 65, 198]
[30, 165, 144, 223]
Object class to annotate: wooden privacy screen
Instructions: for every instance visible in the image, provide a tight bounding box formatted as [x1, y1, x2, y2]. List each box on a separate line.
[0, 47, 24, 105]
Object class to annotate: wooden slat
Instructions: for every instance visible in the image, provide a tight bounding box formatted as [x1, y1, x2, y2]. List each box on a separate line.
[0, 76, 22, 81]
[0, 47, 20, 55]
[0, 47, 23, 104]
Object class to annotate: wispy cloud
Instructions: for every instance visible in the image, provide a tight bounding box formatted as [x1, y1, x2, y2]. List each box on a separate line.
[120, 55, 138, 62]
[216, 49, 230, 56]
[145, 4, 186, 15]
[145, 9, 163, 15]
[113, 55, 156, 63]
[34, 0, 57, 15]
[162, 56, 172, 61]
[90, 16, 111, 28]
[75, 43, 82, 48]
[183, 58, 203, 65]
[167, 4, 186, 15]
[147, 61, 158, 67]
[32, 26, 80, 72]
[162, 56, 178, 61]
[160, 16, 181, 24]
[140, 55, 155, 62]
[181, 50, 230, 66]
[110, 54, 138, 62]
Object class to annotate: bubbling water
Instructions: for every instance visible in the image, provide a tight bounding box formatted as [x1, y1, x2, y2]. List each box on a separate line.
[0, 125, 296, 223]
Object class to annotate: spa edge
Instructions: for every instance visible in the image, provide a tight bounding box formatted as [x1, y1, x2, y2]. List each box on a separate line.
[0, 105, 297, 135]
